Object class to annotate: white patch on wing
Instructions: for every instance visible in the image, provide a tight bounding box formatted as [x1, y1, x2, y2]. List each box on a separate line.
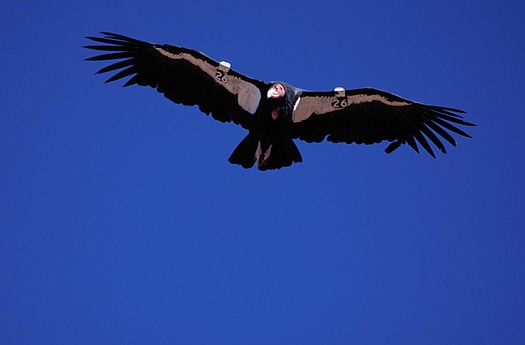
[348, 94, 410, 107]
[293, 97, 301, 111]
[237, 87, 261, 114]
[292, 92, 411, 123]
[154, 47, 261, 114]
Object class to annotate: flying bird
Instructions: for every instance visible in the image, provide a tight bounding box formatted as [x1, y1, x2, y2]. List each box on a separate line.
[85, 32, 474, 170]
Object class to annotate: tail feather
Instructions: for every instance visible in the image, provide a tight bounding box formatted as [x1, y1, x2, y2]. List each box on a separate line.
[228, 132, 258, 169]
[228, 133, 303, 170]
[261, 138, 302, 171]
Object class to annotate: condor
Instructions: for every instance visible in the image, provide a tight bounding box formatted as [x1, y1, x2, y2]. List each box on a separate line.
[85, 32, 474, 170]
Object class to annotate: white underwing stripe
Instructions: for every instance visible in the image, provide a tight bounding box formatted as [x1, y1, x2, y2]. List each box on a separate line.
[293, 97, 301, 112]
[348, 94, 410, 107]
[154, 47, 261, 114]
[292, 93, 411, 123]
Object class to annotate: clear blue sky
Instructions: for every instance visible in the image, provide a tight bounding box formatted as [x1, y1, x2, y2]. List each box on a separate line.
[2, 1, 524, 344]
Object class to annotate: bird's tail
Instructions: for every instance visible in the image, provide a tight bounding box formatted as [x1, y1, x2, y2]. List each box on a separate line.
[261, 137, 302, 171]
[228, 132, 258, 169]
[228, 132, 302, 170]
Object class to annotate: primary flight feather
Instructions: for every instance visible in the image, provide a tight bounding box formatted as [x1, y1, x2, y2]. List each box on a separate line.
[85, 32, 474, 170]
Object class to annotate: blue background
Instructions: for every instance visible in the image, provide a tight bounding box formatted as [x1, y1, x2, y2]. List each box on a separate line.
[2, 1, 524, 344]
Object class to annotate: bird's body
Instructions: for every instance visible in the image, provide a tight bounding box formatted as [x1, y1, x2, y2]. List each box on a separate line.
[234, 82, 303, 169]
[85, 32, 474, 170]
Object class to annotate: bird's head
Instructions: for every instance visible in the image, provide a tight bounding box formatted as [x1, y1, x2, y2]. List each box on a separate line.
[267, 83, 286, 99]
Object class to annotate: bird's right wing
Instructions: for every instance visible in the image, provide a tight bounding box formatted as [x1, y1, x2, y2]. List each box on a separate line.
[85, 32, 266, 129]
[291, 88, 474, 157]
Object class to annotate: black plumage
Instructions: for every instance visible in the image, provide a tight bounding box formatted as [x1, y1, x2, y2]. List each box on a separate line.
[85, 32, 474, 170]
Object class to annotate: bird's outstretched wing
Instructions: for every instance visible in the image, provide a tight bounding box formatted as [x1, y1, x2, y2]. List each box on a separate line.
[291, 88, 474, 157]
[85, 32, 265, 129]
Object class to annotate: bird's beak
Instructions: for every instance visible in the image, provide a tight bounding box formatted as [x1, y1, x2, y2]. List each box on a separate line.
[267, 83, 285, 99]
[267, 87, 280, 99]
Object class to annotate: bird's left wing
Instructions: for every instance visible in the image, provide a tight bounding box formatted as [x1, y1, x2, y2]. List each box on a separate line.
[291, 88, 474, 157]
[85, 32, 265, 129]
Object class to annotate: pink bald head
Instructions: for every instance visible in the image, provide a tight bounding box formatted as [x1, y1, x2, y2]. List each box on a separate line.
[267, 83, 285, 99]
